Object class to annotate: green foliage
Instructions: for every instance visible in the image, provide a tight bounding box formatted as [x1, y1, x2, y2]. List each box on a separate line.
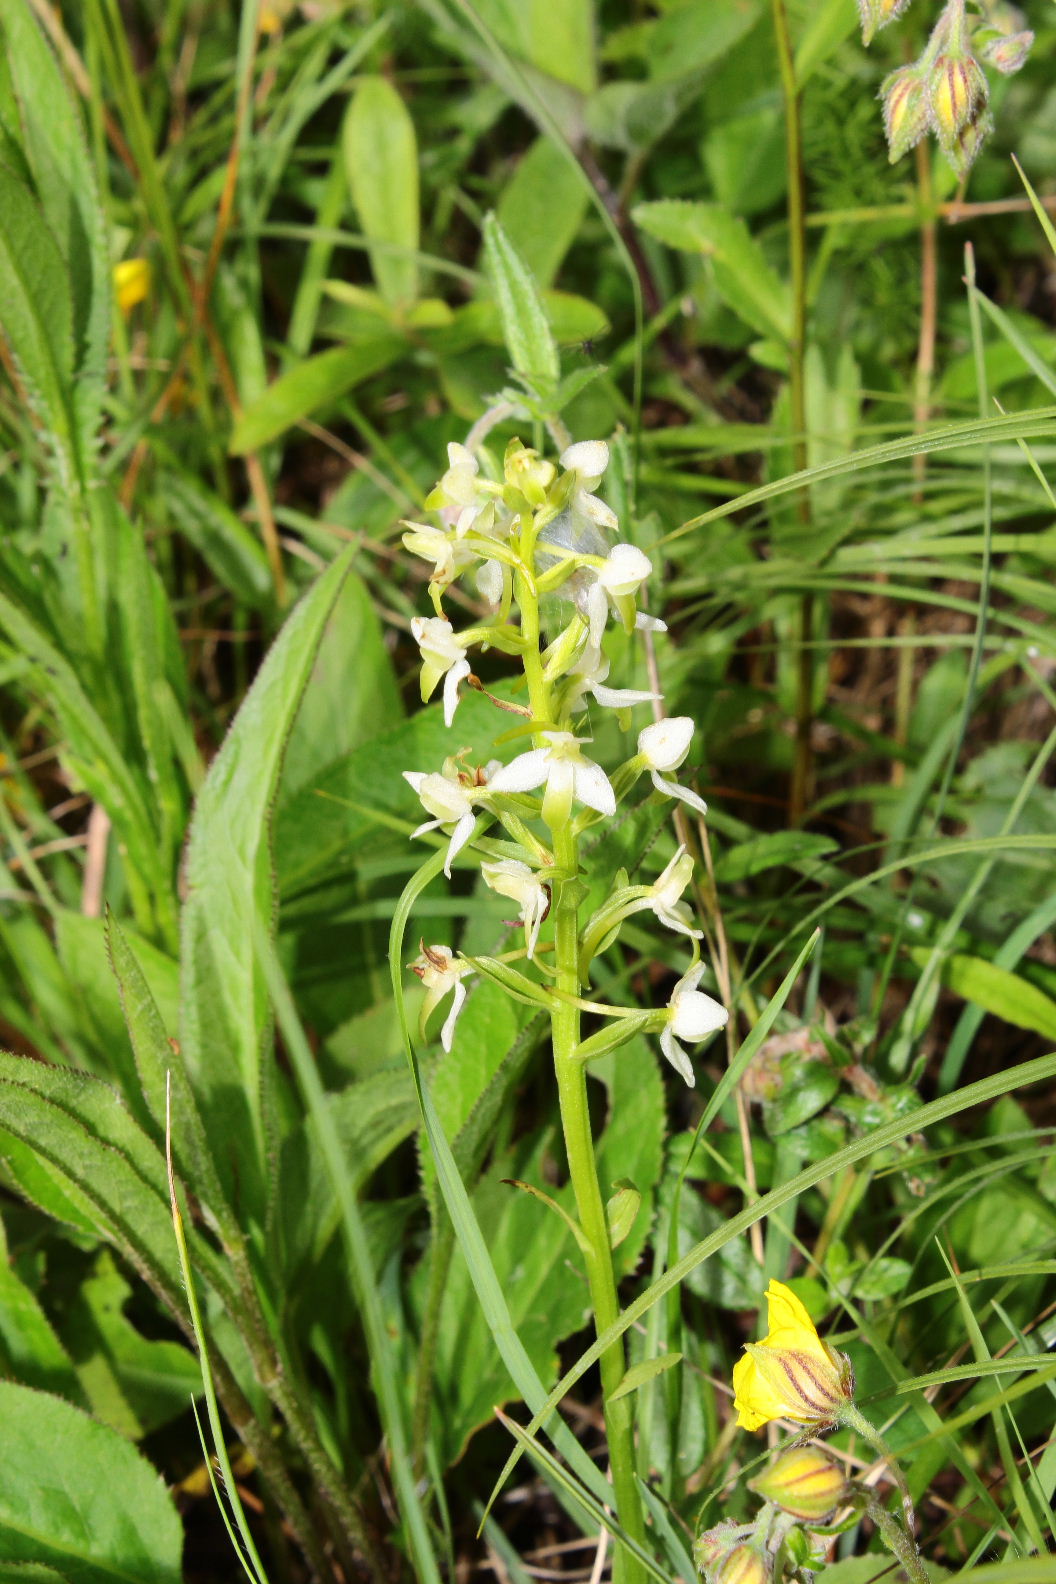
[0, 0, 1054, 1579]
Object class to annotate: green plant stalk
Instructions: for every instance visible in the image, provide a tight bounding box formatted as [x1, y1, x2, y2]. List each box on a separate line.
[549, 816, 646, 1584]
[771, 0, 814, 825]
[512, 552, 647, 1581]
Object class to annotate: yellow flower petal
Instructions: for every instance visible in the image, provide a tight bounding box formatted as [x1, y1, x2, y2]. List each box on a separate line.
[113, 258, 150, 316]
[731, 1280, 854, 1431]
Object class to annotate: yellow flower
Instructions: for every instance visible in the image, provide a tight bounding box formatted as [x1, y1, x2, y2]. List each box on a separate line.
[113, 258, 151, 316]
[732, 1280, 854, 1432]
[259, 6, 283, 32]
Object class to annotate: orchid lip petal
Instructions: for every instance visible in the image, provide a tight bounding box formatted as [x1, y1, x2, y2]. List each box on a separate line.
[443, 811, 477, 877]
[660, 1027, 696, 1086]
[410, 819, 443, 840]
[441, 980, 468, 1052]
[652, 771, 708, 817]
[591, 683, 660, 708]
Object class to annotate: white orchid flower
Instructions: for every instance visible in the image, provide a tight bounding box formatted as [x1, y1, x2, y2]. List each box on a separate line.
[648, 846, 703, 938]
[403, 758, 499, 877]
[410, 943, 473, 1052]
[480, 859, 550, 957]
[437, 442, 481, 508]
[659, 962, 728, 1085]
[559, 438, 618, 533]
[565, 643, 659, 714]
[637, 717, 708, 817]
[411, 615, 472, 726]
[586, 543, 654, 648]
[402, 521, 477, 592]
[489, 729, 616, 826]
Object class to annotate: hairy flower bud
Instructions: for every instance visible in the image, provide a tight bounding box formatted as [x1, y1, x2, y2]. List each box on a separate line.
[880, 64, 931, 163]
[712, 1545, 772, 1584]
[928, 50, 988, 150]
[749, 1446, 852, 1522]
[980, 29, 1033, 75]
[858, 0, 913, 48]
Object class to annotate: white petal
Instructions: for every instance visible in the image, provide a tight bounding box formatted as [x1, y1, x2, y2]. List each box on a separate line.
[586, 581, 608, 651]
[599, 543, 652, 593]
[654, 903, 704, 940]
[560, 440, 609, 482]
[443, 811, 477, 877]
[403, 771, 426, 793]
[489, 748, 552, 795]
[477, 558, 503, 605]
[442, 657, 471, 727]
[580, 491, 619, 532]
[572, 759, 616, 816]
[672, 988, 728, 1042]
[441, 980, 468, 1052]
[410, 819, 443, 840]
[659, 1028, 696, 1087]
[591, 682, 660, 709]
[652, 771, 708, 817]
[635, 611, 668, 633]
[638, 717, 694, 772]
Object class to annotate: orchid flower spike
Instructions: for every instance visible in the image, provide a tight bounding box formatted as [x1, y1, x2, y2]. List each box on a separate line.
[403, 757, 500, 877]
[411, 615, 472, 727]
[659, 961, 728, 1085]
[409, 942, 472, 1052]
[489, 729, 616, 827]
[481, 859, 550, 957]
[637, 717, 708, 817]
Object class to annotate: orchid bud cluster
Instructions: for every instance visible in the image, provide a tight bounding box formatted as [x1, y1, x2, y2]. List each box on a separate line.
[403, 434, 728, 1080]
[861, 0, 1033, 176]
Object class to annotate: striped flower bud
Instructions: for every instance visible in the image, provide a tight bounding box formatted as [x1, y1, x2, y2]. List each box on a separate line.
[858, 0, 913, 49]
[749, 1445, 852, 1522]
[980, 30, 1033, 76]
[880, 63, 931, 163]
[927, 50, 988, 151]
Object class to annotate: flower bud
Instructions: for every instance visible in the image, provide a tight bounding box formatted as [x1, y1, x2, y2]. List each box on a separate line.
[858, 0, 913, 49]
[712, 1545, 772, 1584]
[927, 51, 987, 149]
[748, 1446, 852, 1522]
[980, 29, 1033, 75]
[694, 1523, 749, 1579]
[880, 64, 931, 163]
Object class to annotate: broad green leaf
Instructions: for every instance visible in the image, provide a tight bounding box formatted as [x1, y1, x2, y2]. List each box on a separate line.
[280, 567, 402, 801]
[496, 136, 588, 288]
[180, 550, 354, 1219]
[0, 1214, 83, 1404]
[229, 337, 404, 454]
[632, 198, 791, 342]
[106, 912, 228, 1230]
[645, 0, 762, 81]
[482, 212, 559, 391]
[0, 165, 76, 485]
[906, 948, 1056, 1040]
[0, 1053, 188, 1313]
[275, 690, 514, 899]
[714, 830, 838, 883]
[793, 0, 858, 85]
[0, 1380, 182, 1584]
[465, 0, 596, 93]
[276, 1067, 418, 1272]
[0, 0, 109, 454]
[61, 1251, 200, 1440]
[342, 75, 419, 309]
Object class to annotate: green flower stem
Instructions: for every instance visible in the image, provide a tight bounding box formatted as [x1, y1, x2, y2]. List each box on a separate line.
[841, 1402, 923, 1575]
[549, 816, 648, 1584]
[864, 1496, 929, 1584]
[513, 561, 648, 1581]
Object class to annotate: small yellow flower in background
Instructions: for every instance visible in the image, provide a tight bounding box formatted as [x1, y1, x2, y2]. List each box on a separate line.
[113, 258, 151, 317]
[732, 1280, 854, 1432]
[259, 5, 284, 33]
